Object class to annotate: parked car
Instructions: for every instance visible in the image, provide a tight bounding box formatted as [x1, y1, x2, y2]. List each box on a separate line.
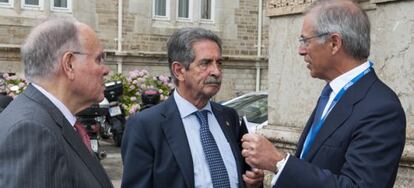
[221, 92, 268, 133]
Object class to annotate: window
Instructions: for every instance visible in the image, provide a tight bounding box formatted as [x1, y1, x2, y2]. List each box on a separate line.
[0, 0, 13, 8]
[200, 0, 212, 20]
[177, 0, 190, 19]
[51, 0, 72, 12]
[154, 0, 170, 19]
[22, 0, 44, 10]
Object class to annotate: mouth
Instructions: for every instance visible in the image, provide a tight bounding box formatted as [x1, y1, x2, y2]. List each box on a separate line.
[304, 59, 311, 69]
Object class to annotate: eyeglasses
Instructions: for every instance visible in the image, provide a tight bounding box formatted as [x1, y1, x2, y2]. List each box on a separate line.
[72, 51, 106, 65]
[298, 33, 330, 46]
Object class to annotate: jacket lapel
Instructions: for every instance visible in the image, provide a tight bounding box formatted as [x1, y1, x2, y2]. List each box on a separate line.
[211, 103, 245, 188]
[61, 122, 113, 187]
[160, 96, 195, 188]
[303, 71, 377, 161]
[295, 107, 317, 157]
[24, 85, 112, 187]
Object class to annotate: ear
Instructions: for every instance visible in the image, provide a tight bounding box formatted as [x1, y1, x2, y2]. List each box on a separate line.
[61, 52, 76, 80]
[330, 33, 342, 55]
[171, 61, 185, 82]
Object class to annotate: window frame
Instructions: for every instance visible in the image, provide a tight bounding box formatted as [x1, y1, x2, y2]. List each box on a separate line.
[177, 0, 193, 21]
[21, 0, 44, 10]
[51, 0, 72, 12]
[153, 0, 170, 20]
[0, 0, 13, 8]
[200, 0, 214, 23]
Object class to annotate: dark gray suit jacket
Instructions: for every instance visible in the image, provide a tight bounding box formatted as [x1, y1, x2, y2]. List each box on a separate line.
[0, 84, 113, 188]
[121, 95, 250, 188]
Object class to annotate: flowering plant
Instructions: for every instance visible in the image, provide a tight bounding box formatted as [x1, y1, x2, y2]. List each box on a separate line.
[1, 73, 28, 98]
[109, 69, 174, 115]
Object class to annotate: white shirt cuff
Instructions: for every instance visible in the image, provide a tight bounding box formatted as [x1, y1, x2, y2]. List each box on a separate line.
[270, 153, 290, 186]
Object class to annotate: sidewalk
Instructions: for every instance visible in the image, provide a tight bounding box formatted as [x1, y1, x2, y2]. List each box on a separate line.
[100, 139, 123, 188]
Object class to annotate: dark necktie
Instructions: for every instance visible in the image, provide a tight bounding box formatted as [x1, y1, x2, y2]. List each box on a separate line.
[194, 110, 231, 188]
[301, 84, 332, 159]
[74, 121, 92, 153]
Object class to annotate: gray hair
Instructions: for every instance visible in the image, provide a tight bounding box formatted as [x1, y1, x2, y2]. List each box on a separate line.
[21, 18, 81, 82]
[167, 27, 222, 85]
[306, 0, 370, 60]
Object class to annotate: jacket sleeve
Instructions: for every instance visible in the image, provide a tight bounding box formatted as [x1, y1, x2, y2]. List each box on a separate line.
[0, 121, 69, 187]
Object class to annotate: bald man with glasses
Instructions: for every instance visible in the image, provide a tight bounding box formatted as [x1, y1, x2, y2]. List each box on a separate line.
[0, 18, 112, 188]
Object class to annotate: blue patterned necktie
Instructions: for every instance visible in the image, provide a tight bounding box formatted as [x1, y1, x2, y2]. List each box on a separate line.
[300, 84, 332, 159]
[194, 110, 231, 188]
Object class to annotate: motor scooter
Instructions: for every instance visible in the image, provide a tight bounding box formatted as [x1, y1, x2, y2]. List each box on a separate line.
[104, 81, 126, 147]
[76, 104, 109, 160]
[140, 89, 161, 111]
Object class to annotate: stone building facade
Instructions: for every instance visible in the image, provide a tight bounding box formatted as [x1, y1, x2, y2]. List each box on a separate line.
[262, 0, 414, 187]
[0, 0, 269, 101]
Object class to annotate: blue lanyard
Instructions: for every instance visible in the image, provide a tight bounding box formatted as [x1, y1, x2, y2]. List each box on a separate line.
[319, 61, 373, 122]
[300, 61, 373, 159]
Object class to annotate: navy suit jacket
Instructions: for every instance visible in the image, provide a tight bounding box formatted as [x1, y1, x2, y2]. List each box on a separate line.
[275, 70, 406, 188]
[121, 95, 249, 188]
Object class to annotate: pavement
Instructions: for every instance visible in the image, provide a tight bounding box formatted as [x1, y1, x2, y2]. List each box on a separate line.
[100, 139, 123, 188]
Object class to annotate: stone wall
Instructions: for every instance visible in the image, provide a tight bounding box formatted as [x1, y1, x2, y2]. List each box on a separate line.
[264, 0, 414, 187]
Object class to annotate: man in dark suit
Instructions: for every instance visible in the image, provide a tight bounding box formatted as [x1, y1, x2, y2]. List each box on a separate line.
[122, 28, 264, 188]
[0, 94, 12, 113]
[0, 78, 13, 113]
[241, 0, 406, 188]
[0, 18, 113, 187]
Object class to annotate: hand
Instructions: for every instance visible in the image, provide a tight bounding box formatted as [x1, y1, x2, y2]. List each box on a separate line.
[243, 168, 264, 188]
[241, 133, 286, 171]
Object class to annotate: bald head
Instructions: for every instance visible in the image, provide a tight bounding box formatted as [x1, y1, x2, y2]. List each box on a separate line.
[305, 0, 370, 60]
[22, 18, 84, 82]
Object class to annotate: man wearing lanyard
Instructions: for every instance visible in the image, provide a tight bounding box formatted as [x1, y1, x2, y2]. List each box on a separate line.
[241, 0, 406, 188]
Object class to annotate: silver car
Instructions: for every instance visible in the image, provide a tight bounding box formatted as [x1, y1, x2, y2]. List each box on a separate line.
[221, 92, 268, 133]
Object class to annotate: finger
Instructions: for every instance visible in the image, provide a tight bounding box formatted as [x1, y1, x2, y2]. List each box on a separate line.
[241, 141, 250, 149]
[244, 170, 254, 177]
[241, 133, 255, 142]
[241, 148, 250, 157]
[243, 171, 264, 184]
[243, 174, 260, 184]
[242, 174, 257, 185]
[251, 168, 264, 176]
[245, 157, 257, 168]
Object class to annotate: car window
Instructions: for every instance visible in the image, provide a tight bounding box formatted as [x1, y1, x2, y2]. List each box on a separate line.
[239, 97, 267, 123]
[225, 94, 267, 124]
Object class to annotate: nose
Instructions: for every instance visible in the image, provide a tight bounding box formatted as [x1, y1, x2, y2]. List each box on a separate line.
[209, 61, 222, 77]
[102, 64, 110, 76]
[298, 44, 307, 56]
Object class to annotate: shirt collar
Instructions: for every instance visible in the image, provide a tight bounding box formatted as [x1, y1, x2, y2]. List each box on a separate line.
[173, 90, 212, 118]
[32, 83, 77, 126]
[329, 61, 370, 95]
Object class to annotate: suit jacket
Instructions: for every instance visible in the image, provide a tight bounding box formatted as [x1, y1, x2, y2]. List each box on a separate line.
[0, 84, 113, 188]
[121, 95, 249, 188]
[275, 70, 406, 188]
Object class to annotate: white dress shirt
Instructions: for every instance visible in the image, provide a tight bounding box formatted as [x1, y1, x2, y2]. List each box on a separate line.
[174, 91, 239, 188]
[32, 83, 77, 126]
